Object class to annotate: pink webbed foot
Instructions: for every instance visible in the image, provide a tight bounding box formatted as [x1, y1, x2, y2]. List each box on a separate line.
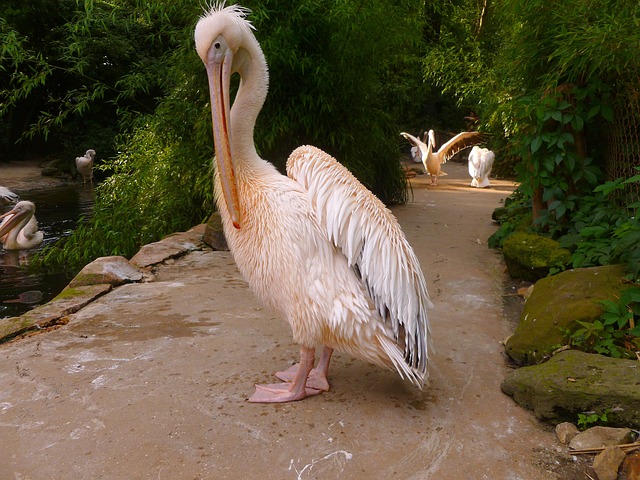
[248, 383, 323, 403]
[248, 346, 333, 403]
[275, 364, 330, 392]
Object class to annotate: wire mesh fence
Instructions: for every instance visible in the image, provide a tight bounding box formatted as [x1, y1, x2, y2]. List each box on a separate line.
[605, 80, 640, 204]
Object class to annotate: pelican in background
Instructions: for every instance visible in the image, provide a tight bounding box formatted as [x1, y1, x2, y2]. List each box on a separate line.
[0, 186, 19, 206]
[0, 201, 44, 250]
[75, 149, 96, 186]
[468, 146, 495, 188]
[410, 131, 428, 163]
[195, 4, 430, 403]
[401, 129, 482, 185]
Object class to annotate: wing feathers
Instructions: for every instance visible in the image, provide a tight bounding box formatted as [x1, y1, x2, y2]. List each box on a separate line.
[287, 145, 431, 379]
[438, 131, 482, 163]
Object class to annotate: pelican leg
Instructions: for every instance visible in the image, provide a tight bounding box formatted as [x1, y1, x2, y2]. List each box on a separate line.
[249, 346, 323, 403]
[275, 346, 333, 391]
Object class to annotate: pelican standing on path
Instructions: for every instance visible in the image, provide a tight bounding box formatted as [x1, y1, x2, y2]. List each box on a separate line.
[195, 4, 431, 403]
[0, 201, 44, 250]
[401, 129, 481, 184]
[468, 146, 495, 188]
[75, 149, 96, 185]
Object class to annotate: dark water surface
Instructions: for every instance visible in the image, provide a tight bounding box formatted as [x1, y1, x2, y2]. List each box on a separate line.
[0, 184, 94, 319]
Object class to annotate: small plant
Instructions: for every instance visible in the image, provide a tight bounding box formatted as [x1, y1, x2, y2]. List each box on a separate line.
[567, 286, 640, 358]
[577, 408, 611, 430]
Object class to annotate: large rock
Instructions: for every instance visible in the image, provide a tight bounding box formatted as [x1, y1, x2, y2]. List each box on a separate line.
[593, 446, 627, 480]
[505, 264, 629, 365]
[502, 232, 570, 281]
[0, 284, 112, 342]
[130, 226, 204, 268]
[501, 350, 640, 428]
[68, 256, 144, 288]
[569, 426, 636, 450]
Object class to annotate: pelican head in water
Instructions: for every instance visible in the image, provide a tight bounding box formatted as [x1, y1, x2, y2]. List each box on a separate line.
[0, 201, 44, 250]
[195, 4, 431, 403]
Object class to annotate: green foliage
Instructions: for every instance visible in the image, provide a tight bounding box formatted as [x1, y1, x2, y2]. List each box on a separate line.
[492, 170, 640, 282]
[559, 170, 640, 280]
[577, 409, 611, 431]
[38, 120, 213, 268]
[0, 0, 188, 158]
[511, 83, 607, 235]
[246, 0, 418, 203]
[567, 286, 640, 359]
[32, 0, 422, 269]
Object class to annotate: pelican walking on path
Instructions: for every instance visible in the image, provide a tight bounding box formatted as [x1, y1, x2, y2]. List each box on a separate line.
[401, 129, 482, 185]
[195, 4, 430, 403]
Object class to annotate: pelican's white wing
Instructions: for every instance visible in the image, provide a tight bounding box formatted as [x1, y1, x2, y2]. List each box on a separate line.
[438, 131, 482, 164]
[400, 132, 427, 152]
[287, 145, 431, 376]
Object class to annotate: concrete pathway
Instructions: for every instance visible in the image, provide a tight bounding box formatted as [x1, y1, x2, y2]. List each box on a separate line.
[1, 163, 566, 479]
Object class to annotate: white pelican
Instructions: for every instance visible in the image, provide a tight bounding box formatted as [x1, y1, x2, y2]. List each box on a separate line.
[409, 131, 428, 163]
[0, 201, 44, 250]
[0, 186, 19, 206]
[195, 4, 431, 403]
[468, 146, 495, 188]
[75, 149, 96, 185]
[401, 129, 481, 184]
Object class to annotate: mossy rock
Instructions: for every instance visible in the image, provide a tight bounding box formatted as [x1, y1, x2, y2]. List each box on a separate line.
[501, 349, 640, 428]
[502, 232, 571, 281]
[505, 264, 629, 366]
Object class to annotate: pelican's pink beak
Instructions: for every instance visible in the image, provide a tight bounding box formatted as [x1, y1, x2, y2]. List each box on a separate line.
[205, 43, 241, 229]
[0, 206, 25, 239]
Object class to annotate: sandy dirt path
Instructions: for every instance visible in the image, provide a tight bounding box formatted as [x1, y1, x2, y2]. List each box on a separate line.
[0, 162, 571, 479]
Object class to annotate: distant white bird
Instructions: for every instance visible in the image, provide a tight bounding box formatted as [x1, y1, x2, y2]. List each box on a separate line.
[0, 201, 43, 250]
[410, 131, 428, 163]
[401, 129, 482, 185]
[195, 5, 431, 403]
[468, 146, 495, 188]
[75, 149, 96, 185]
[0, 186, 19, 206]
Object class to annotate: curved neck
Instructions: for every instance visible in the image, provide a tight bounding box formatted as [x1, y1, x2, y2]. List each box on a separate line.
[230, 42, 269, 168]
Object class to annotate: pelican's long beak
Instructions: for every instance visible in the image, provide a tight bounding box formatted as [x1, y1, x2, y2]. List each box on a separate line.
[206, 46, 241, 229]
[0, 208, 24, 238]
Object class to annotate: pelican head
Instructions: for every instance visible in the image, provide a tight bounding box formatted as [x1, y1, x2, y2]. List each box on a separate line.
[195, 4, 268, 230]
[0, 200, 43, 250]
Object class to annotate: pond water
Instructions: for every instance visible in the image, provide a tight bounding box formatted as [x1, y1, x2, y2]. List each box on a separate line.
[0, 184, 95, 320]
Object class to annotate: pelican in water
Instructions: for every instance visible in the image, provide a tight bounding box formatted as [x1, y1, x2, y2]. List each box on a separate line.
[0, 186, 19, 206]
[195, 4, 431, 403]
[75, 149, 96, 185]
[401, 129, 481, 184]
[468, 146, 495, 188]
[0, 201, 44, 250]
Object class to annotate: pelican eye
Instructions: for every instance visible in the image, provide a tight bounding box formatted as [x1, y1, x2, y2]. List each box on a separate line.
[214, 42, 221, 49]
